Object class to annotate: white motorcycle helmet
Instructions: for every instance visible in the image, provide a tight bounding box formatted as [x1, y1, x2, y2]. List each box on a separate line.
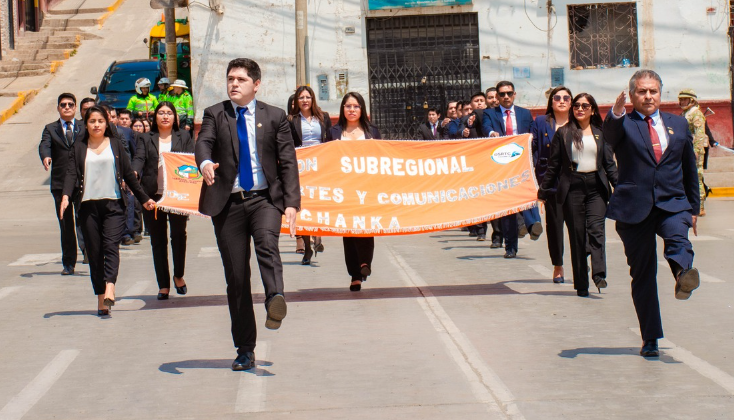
[135, 78, 152, 95]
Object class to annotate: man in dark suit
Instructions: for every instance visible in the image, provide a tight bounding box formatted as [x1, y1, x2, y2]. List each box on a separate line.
[38, 93, 86, 275]
[482, 81, 542, 258]
[417, 107, 444, 140]
[196, 58, 300, 371]
[604, 70, 700, 358]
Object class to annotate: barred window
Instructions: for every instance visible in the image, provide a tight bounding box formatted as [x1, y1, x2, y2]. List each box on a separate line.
[568, 3, 640, 70]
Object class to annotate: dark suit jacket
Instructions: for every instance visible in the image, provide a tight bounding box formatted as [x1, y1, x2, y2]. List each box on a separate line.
[108, 124, 131, 158]
[482, 106, 533, 137]
[326, 124, 382, 141]
[603, 110, 699, 224]
[288, 112, 332, 147]
[447, 110, 482, 139]
[62, 135, 150, 208]
[417, 121, 444, 140]
[39, 119, 85, 191]
[538, 125, 618, 205]
[195, 100, 300, 217]
[132, 130, 195, 197]
[531, 114, 559, 180]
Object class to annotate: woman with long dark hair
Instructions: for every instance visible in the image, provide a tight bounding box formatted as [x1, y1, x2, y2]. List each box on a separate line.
[289, 86, 332, 265]
[60, 106, 155, 315]
[532, 86, 572, 284]
[326, 92, 381, 291]
[538, 93, 618, 297]
[132, 102, 194, 300]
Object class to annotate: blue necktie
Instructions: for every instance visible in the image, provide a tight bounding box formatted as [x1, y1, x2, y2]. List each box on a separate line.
[237, 106, 254, 191]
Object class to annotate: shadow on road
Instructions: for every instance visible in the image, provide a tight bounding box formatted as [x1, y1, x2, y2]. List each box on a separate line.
[558, 347, 680, 364]
[159, 359, 274, 375]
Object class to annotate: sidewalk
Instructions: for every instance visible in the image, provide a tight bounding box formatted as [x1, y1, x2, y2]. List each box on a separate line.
[0, 0, 127, 124]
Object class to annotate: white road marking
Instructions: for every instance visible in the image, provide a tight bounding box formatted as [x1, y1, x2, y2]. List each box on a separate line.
[389, 248, 525, 420]
[657, 262, 724, 283]
[235, 342, 268, 413]
[198, 246, 220, 258]
[0, 286, 22, 301]
[8, 254, 61, 267]
[0, 349, 80, 420]
[630, 329, 734, 395]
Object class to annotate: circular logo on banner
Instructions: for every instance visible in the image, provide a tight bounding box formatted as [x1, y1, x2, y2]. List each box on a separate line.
[491, 143, 524, 164]
[174, 165, 202, 179]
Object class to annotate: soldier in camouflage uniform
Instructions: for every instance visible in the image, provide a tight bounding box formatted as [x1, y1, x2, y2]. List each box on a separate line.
[678, 89, 707, 216]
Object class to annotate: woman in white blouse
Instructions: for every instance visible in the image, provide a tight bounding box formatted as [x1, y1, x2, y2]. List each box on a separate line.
[60, 106, 155, 315]
[288, 86, 331, 265]
[132, 102, 195, 300]
[538, 93, 618, 297]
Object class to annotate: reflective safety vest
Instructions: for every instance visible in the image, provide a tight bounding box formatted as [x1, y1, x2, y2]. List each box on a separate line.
[158, 90, 171, 104]
[126, 94, 159, 116]
[169, 91, 194, 119]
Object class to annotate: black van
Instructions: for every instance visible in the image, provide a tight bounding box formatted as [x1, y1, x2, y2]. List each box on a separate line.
[91, 59, 162, 112]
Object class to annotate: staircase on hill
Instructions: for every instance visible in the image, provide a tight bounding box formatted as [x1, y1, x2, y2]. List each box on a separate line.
[0, 5, 105, 79]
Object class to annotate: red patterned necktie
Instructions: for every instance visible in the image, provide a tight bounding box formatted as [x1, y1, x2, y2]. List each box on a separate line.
[505, 110, 513, 135]
[644, 116, 662, 162]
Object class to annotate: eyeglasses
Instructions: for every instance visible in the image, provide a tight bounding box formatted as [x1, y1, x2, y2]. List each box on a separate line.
[553, 95, 571, 102]
[157, 111, 175, 117]
[59, 103, 75, 108]
[298, 96, 312, 101]
[498, 91, 515, 98]
[344, 105, 361, 110]
[572, 103, 592, 110]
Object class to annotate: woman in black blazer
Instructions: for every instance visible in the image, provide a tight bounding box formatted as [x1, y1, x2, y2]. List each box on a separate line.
[538, 93, 618, 297]
[60, 106, 155, 315]
[288, 86, 332, 265]
[132, 102, 195, 300]
[326, 92, 381, 291]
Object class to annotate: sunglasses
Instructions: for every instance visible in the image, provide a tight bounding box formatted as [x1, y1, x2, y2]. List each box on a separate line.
[498, 91, 515, 98]
[572, 103, 592, 110]
[553, 95, 571, 102]
[59, 102, 75, 108]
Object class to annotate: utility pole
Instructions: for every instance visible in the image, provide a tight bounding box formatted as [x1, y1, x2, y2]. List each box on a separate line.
[295, 0, 308, 86]
[164, 7, 178, 81]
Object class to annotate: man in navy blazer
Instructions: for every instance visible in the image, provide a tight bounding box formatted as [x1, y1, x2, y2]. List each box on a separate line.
[481, 81, 542, 258]
[604, 70, 700, 358]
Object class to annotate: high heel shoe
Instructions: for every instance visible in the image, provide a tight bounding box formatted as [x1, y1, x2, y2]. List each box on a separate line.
[295, 236, 305, 254]
[103, 296, 115, 307]
[592, 275, 607, 293]
[313, 237, 324, 255]
[97, 309, 110, 316]
[349, 279, 362, 292]
[157, 292, 169, 300]
[360, 264, 371, 278]
[301, 248, 313, 265]
[174, 277, 187, 295]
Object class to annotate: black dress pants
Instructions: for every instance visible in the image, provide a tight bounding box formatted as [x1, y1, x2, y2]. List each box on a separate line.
[52, 190, 85, 267]
[500, 215, 518, 252]
[562, 172, 607, 291]
[343, 237, 374, 280]
[212, 193, 284, 353]
[78, 199, 126, 295]
[544, 192, 565, 267]
[142, 197, 188, 290]
[616, 208, 694, 341]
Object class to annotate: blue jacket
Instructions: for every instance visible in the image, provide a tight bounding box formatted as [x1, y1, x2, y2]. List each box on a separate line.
[482, 105, 533, 137]
[603, 110, 700, 224]
[531, 114, 558, 181]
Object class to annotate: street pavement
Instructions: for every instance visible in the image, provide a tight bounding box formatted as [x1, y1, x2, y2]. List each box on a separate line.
[1, 188, 733, 419]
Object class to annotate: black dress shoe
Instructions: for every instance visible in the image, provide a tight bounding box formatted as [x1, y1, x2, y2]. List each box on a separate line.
[301, 248, 313, 265]
[577, 289, 589, 297]
[174, 277, 187, 295]
[640, 339, 659, 357]
[489, 241, 502, 249]
[529, 222, 543, 240]
[97, 309, 110, 316]
[265, 294, 287, 330]
[553, 276, 565, 284]
[232, 352, 255, 371]
[157, 292, 169, 300]
[503, 250, 517, 259]
[82, 255, 89, 264]
[349, 279, 362, 292]
[476, 234, 486, 241]
[61, 266, 74, 275]
[360, 264, 371, 278]
[675, 268, 700, 300]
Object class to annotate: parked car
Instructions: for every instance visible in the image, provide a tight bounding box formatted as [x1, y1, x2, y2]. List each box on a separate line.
[91, 60, 162, 112]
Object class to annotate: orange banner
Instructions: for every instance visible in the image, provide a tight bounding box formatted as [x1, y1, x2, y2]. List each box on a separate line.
[157, 134, 539, 236]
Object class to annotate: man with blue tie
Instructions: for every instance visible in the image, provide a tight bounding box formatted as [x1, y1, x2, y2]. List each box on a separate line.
[482, 81, 542, 258]
[195, 58, 300, 371]
[604, 70, 700, 358]
[39, 93, 86, 275]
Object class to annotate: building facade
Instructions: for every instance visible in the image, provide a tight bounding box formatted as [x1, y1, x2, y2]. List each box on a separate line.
[189, 0, 732, 143]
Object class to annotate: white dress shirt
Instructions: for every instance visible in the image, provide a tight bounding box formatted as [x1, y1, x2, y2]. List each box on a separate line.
[572, 135, 598, 173]
[60, 118, 75, 136]
[200, 99, 268, 192]
[82, 144, 120, 201]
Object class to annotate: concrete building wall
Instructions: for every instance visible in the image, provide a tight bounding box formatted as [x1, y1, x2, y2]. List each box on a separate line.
[189, 0, 731, 131]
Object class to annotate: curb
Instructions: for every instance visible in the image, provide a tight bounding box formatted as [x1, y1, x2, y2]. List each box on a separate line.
[0, 90, 39, 125]
[98, 0, 126, 27]
[709, 187, 734, 197]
